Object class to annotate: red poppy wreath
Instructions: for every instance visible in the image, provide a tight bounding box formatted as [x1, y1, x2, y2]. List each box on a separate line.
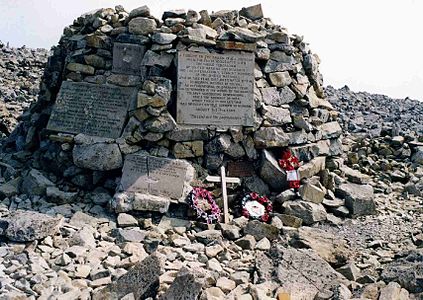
[189, 187, 221, 224]
[241, 192, 272, 222]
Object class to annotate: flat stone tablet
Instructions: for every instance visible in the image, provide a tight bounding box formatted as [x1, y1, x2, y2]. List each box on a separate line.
[112, 43, 146, 76]
[47, 81, 136, 139]
[120, 155, 149, 194]
[228, 161, 255, 177]
[120, 154, 193, 200]
[177, 51, 255, 126]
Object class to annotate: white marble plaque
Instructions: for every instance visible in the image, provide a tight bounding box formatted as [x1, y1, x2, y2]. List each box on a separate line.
[177, 51, 254, 126]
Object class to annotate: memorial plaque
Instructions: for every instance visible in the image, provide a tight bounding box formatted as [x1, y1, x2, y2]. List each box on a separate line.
[120, 154, 190, 199]
[47, 81, 136, 138]
[177, 51, 255, 126]
[112, 43, 146, 76]
[120, 155, 149, 194]
[228, 161, 255, 177]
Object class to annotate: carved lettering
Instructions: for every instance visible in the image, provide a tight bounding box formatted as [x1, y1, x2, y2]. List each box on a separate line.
[47, 82, 136, 138]
[120, 154, 189, 199]
[177, 51, 254, 126]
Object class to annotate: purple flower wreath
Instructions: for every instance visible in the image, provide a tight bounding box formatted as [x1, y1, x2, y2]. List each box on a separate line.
[241, 192, 273, 222]
[189, 187, 221, 224]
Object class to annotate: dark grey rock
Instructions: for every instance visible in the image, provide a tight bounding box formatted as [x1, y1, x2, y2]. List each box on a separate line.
[258, 149, 286, 192]
[93, 253, 164, 299]
[159, 267, 204, 300]
[381, 250, 423, 293]
[244, 220, 279, 241]
[21, 168, 54, 196]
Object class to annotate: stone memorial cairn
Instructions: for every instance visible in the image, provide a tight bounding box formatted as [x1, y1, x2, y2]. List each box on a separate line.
[5, 4, 375, 227]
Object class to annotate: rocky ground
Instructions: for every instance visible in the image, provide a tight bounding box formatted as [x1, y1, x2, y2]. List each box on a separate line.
[1, 33, 423, 300]
[325, 85, 423, 138]
[0, 41, 48, 139]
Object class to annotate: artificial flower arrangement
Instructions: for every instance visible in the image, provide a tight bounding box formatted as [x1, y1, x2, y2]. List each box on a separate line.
[278, 149, 301, 189]
[241, 192, 273, 222]
[188, 187, 221, 224]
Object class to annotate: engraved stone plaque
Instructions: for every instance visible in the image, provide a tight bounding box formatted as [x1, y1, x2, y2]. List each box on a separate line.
[112, 43, 146, 76]
[177, 51, 255, 126]
[47, 81, 136, 138]
[228, 161, 255, 177]
[120, 154, 192, 199]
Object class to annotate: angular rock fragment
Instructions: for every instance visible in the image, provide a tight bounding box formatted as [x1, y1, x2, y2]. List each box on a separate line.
[93, 253, 164, 299]
[335, 183, 376, 217]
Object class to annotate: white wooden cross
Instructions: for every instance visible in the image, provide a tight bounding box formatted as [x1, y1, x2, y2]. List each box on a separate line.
[206, 166, 241, 224]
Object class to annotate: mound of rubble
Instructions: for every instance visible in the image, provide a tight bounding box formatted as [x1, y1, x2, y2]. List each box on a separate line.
[0, 41, 48, 139]
[325, 85, 423, 138]
[1, 2, 352, 224]
[0, 4, 422, 300]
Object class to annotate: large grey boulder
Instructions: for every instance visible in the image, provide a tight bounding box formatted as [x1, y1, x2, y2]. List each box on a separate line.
[283, 200, 327, 225]
[0, 211, 62, 242]
[258, 149, 286, 192]
[128, 17, 156, 35]
[254, 127, 290, 148]
[298, 181, 325, 204]
[93, 253, 164, 299]
[244, 220, 280, 241]
[335, 183, 376, 216]
[72, 135, 123, 171]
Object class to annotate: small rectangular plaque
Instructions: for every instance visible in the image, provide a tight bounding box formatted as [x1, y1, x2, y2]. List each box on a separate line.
[112, 43, 146, 76]
[228, 161, 255, 177]
[120, 154, 191, 199]
[47, 81, 135, 139]
[177, 51, 255, 126]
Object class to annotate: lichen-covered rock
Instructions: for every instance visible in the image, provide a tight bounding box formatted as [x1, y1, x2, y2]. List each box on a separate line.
[254, 127, 290, 148]
[0, 210, 62, 242]
[73, 142, 122, 171]
[128, 17, 157, 35]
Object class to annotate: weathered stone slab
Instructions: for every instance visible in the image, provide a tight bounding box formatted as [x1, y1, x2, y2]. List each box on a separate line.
[112, 43, 146, 76]
[177, 51, 254, 126]
[47, 82, 136, 138]
[120, 154, 194, 200]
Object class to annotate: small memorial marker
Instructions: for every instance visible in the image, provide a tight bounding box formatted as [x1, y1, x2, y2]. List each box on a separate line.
[177, 51, 255, 126]
[206, 166, 241, 224]
[112, 43, 146, 76]
[47, 81, 136, 138]
[228, 161, 255, 177]
[120, 154, 192, 200]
